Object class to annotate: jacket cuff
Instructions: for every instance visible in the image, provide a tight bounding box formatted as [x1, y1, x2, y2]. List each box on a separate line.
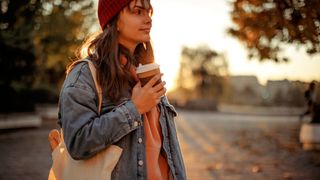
[119, 100, 142, 129]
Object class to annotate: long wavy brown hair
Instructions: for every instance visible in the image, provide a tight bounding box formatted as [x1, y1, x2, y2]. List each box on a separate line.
[72, 0, 152, 102]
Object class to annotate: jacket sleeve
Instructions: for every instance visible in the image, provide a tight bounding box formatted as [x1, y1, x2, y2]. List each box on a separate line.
[60, 83, 141, 160]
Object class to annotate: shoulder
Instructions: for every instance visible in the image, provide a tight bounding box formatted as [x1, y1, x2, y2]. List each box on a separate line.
[62, 60, 96, 94]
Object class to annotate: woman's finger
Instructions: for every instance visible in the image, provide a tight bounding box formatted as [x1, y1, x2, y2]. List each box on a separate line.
[153, 81, 166, 92]
[145, 73, 163, 88]
[155, 87, 166, 97]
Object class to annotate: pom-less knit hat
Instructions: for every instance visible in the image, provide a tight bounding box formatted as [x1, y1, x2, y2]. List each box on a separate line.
[98, 0, 132, 30]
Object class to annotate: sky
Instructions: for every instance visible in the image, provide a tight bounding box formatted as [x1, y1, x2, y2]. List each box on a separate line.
[92, 0, 320, 91]
[150, 0, 320, 90]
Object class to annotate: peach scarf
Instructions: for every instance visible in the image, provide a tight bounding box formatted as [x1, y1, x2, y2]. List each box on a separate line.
[121, 56, 169, 180]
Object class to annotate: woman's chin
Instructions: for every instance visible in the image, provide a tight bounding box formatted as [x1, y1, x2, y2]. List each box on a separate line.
[138, 35, 151, 42]
[133, 35, 150, 44]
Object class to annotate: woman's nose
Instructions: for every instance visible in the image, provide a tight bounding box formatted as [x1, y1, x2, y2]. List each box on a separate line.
[144, 13, 152, 25]
[145, 18, 152, 26]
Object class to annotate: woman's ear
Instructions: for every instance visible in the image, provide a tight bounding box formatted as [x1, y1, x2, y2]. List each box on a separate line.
[116, 20, 120, 32]
[116, 12, 123, 32]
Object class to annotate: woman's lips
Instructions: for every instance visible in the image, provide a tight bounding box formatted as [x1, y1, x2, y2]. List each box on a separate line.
[140, 28, 151, 33]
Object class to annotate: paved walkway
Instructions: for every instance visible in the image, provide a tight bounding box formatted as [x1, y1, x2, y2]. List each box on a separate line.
[177, 110, 320, 179]
[0, 109, 319, 180]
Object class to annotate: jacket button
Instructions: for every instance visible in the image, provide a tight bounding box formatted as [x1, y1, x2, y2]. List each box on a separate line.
[138, 160, 144, 166]
[133, 121, 139, 127]
[138, 138, 142, 143]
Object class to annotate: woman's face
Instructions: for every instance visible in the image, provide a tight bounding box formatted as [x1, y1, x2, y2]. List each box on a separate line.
[117, 0, 152, 52]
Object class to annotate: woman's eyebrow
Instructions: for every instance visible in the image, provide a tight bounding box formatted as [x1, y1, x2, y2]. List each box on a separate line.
[133, 5, 147, 10]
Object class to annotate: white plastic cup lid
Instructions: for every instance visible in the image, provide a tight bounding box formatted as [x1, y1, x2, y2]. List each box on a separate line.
[136, 63, 160, 74]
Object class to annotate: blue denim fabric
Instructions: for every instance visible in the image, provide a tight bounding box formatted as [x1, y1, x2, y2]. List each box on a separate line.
[58, 62, 186, 180]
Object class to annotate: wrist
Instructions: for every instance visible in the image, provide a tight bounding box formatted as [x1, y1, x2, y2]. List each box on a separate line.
[131, 99, 143, 115]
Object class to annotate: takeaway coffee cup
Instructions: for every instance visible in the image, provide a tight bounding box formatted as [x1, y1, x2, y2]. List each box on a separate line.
[136, 63, 161, 86]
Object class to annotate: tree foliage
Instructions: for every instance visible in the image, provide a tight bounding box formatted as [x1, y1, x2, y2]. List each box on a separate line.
[0, 0, 95, 112]
[177, 45, 229, 100]
[0, 0, 40, 87]
[0, 0, 42, 112]
[228, 0, 320, 62]
[34, 0, 95, 89]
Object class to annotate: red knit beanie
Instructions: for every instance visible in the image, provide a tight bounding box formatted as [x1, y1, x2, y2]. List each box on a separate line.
[98, 0, 132, 30]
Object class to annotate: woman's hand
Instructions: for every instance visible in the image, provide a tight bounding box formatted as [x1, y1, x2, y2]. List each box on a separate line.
[131, 73, 166, 114]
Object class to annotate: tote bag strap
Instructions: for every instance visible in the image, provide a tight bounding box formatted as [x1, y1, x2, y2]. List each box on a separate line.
[84, 59, 102, 115]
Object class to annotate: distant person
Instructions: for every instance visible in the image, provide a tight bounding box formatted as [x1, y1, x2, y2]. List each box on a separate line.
[300, 82, 316, 122]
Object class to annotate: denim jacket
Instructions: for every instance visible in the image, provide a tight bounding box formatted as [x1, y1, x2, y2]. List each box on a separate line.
[57, 61, 186, 180]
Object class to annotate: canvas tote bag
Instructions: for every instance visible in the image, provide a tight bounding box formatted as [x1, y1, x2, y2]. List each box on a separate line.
[48, 59, 123, 180]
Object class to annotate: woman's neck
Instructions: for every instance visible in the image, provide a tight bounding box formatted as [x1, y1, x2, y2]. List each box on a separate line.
[118, 40, 137, 54]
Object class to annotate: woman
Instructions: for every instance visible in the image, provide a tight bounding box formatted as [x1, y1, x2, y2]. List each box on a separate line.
[57, 0, 186, 179]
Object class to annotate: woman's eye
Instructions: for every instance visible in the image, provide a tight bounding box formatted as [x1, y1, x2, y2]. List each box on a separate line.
[134, 10, 142, 15]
